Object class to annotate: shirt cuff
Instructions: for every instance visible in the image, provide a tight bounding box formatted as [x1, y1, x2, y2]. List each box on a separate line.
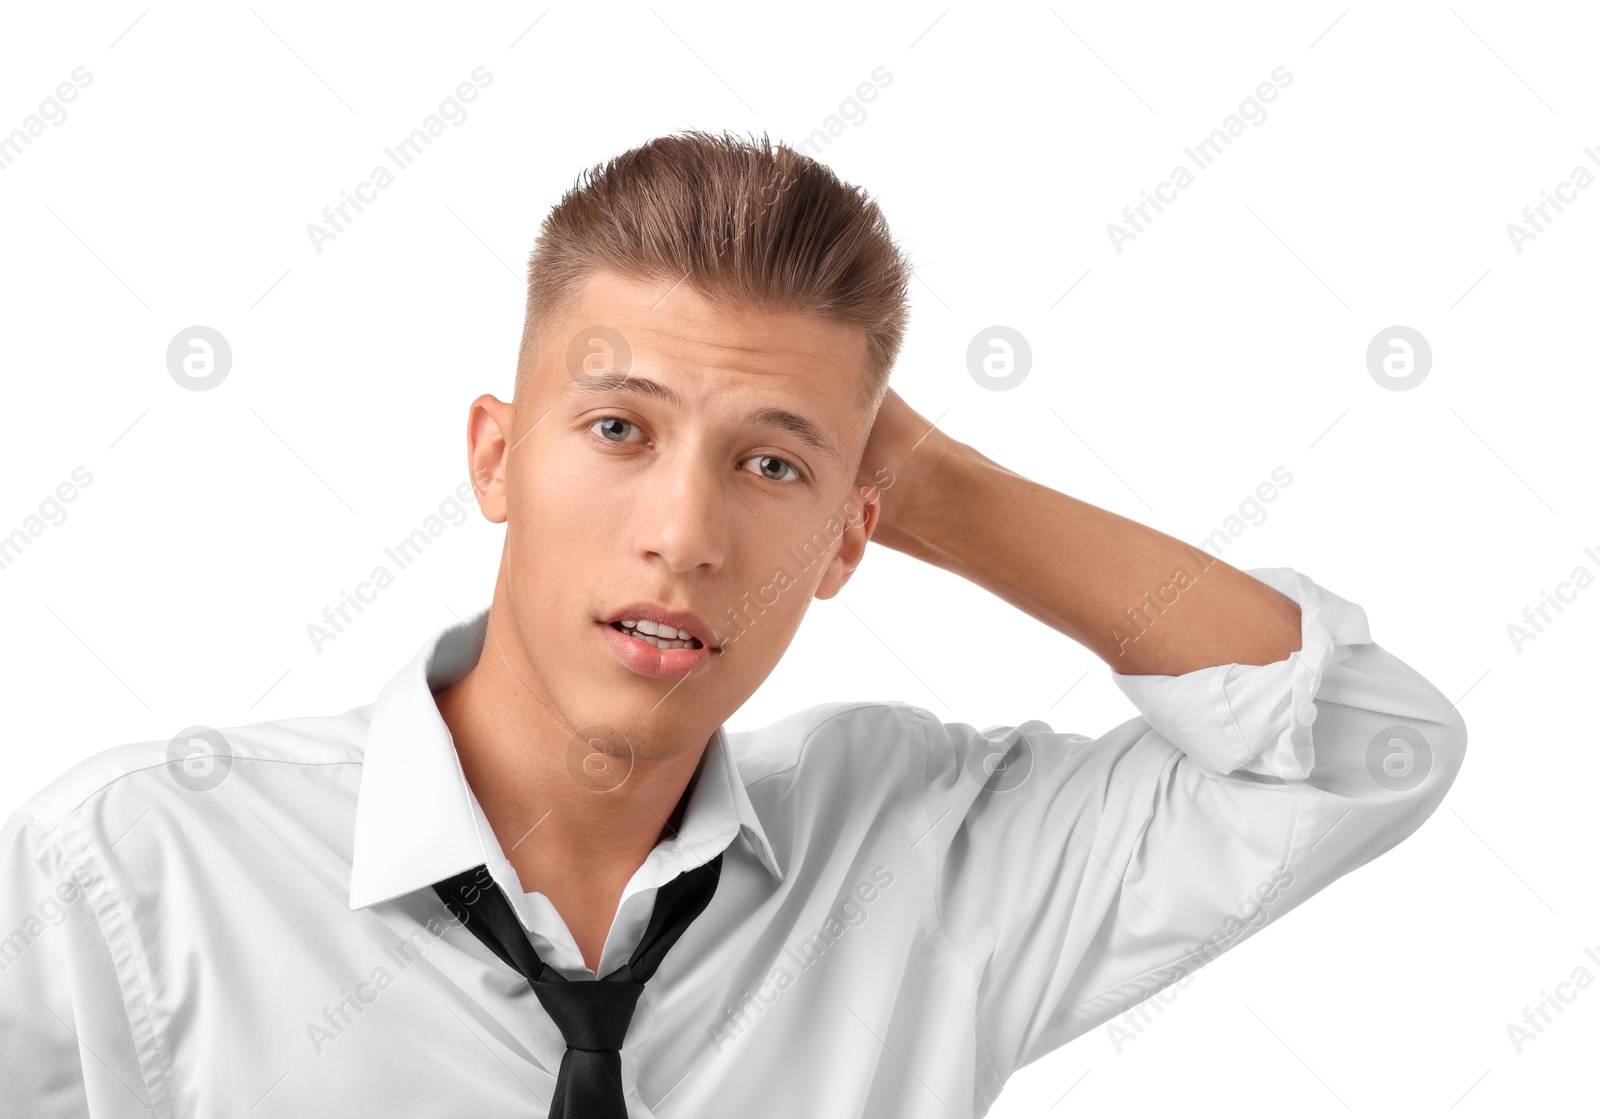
[1108, 566, 1372, 779]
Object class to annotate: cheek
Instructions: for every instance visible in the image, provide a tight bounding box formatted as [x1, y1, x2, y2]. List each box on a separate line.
[505, 484, 597, 595]
[513, 454, 617, 533]
[718, 576, 809, 656]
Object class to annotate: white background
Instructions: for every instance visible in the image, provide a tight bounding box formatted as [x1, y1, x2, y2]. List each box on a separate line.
[0, 2, 1593, 1115]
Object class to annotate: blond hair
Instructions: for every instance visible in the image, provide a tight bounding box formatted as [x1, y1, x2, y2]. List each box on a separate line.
[516, 129, 912, 422]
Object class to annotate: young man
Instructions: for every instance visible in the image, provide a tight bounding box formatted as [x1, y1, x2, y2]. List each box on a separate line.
[0, 131, 1465, 1117]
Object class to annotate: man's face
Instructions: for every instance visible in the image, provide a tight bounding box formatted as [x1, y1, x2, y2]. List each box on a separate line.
[471, 267, 880, 765]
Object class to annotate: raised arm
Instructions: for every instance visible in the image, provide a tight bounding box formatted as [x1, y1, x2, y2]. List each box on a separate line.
[857, 387, 1302, 676]
[856, 388, 1468, 1089]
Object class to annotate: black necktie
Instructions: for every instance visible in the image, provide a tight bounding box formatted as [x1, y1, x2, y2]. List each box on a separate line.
[433, 853, 723, 1118]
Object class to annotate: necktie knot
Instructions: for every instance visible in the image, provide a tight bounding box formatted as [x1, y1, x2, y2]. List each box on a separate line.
[530, 972, 644, 1052]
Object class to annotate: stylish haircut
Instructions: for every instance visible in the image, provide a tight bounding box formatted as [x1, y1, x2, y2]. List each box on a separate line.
[515, 129, 913, 437]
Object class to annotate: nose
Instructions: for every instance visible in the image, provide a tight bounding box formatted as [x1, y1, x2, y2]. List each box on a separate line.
[632, 438, 730, 574]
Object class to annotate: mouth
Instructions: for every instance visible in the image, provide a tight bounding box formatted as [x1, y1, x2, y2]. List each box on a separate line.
[596, 610, 722, 681]
[605, 619, 707, 652]
[599, 602, 722, 654]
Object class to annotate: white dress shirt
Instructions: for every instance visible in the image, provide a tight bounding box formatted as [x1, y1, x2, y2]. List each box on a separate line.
[0, 566, 1467, 1117]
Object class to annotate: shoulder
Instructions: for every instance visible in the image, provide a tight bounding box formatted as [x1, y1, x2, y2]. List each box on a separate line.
[727, 698, 928, 776]
[723, 698, 936, 831]
[12, 703, 375, 837]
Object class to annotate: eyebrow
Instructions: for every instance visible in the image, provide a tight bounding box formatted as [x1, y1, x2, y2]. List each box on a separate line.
[562, 371, 844, 466]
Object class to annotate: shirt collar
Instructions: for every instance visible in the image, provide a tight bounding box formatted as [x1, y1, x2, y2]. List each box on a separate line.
[347, 607, 783, 911]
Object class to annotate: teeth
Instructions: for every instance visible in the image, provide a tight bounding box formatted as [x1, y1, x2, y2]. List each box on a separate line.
[622, 618, 692, 641]
[637, 632, 692, 650]
[614, 619, 702, 650]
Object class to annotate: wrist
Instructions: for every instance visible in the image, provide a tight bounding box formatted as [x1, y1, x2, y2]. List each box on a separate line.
[873, 430, 971, 559]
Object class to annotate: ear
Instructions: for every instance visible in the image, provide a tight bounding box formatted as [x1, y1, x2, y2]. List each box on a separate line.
[465, 394, 517, 524]
[813, 485, 882, 601]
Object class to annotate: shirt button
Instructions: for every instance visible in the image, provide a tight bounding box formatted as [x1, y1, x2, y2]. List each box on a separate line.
[1296, 701, 1318, 726]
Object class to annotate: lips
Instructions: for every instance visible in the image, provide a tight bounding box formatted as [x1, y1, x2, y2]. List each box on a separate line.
[600, 602, 720, 651]
[597, 615, 720, 680]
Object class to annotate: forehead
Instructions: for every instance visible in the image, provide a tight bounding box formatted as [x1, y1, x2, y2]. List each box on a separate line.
[555, 268, 868, 394]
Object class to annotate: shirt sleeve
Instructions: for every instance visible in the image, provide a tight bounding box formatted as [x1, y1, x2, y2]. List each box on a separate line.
[0, 806, 152, 1116]
[899, 566, 1468, 1084]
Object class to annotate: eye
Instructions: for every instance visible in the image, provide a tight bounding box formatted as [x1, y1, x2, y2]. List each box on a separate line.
[742, 454, 804, 484]
[587, 416, 643, 444]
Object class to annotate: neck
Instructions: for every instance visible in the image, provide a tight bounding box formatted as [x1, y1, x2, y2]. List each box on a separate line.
[434, 602, 708, 898]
